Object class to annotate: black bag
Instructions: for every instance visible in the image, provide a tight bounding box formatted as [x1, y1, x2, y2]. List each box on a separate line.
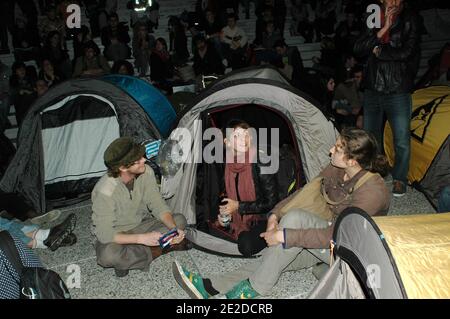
[0, 132, 16, 177]
[0, 231, 71, 299]
[276, 144, 298, 200]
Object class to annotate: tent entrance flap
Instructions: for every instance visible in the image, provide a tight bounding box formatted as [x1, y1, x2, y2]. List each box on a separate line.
[41, 95, 120, 199]
[308, 257, 367, 299]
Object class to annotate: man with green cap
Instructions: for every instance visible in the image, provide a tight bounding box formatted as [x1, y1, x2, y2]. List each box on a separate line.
[91, 137, 187, 277]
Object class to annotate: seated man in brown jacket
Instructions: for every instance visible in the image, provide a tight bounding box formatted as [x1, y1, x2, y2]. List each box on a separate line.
[92, 137, 188, 277]
[172, 127, 391, 298]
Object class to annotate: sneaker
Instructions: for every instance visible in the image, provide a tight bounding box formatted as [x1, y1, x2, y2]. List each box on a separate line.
[43, 213, 77, 251]
[114, 269, 129, 278]
[225, 279, 259, 299]
[392, 180, 407, 197]
[172, 260, 210, 299]
[30, 209, 62, 225]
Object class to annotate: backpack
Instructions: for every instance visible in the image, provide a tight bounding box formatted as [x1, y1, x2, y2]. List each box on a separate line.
[0, 231, 71, 299]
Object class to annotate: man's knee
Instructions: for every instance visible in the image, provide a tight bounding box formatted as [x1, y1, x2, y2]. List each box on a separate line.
[279, 210, 328, 229]
[173, 213, 187, 230]
[96, 242, 123, 268]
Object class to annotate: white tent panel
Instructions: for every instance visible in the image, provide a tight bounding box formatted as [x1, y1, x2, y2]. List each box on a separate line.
[42, 117, 120, 184]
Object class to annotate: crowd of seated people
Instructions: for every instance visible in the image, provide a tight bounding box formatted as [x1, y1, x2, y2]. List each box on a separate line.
[0, 0, 445, 135]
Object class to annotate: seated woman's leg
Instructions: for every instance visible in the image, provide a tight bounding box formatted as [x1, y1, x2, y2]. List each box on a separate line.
[278, 208, 330, 230]
[237, 221, 267, 257]
[207, 209, 330, 297]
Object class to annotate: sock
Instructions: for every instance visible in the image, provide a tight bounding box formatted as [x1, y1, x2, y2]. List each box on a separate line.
[34, 228, 50, 242]
[33, 228, 50, 249]
[34, 239, 48, 249]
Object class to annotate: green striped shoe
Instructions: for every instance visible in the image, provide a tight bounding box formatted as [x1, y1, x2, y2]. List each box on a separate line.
[172, 260, 210, 299]
[225, 279, 260, 299]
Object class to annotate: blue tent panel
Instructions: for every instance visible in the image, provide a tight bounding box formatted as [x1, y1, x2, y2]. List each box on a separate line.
[102, 75, 176, 137]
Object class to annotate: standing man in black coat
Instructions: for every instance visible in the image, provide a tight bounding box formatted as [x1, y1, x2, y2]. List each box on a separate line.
[354, 0, 421, 197]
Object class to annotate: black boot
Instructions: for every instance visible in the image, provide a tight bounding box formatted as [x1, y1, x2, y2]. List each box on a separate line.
[43, 214, 77, 251]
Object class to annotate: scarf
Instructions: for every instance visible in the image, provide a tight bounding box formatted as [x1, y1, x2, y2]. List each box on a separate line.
[224, 147, 257, 202]
[152, 49, 170, 62]
[225, 147, 263, 238]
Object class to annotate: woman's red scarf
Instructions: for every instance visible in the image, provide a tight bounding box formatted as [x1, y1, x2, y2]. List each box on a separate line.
[224, 147, 257, 202]
[224, 147, 262, 239]
[152, 48, 170, 62]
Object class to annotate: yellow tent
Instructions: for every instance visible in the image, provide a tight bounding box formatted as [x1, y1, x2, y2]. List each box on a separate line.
[384, 85, 450, 207]
[375, 213, 450, 299]
[309, 208, 450, 299]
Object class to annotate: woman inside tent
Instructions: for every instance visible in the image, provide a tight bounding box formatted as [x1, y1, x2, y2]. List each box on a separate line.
[212, 119, 279, 257]
[173, 127, 391, 299]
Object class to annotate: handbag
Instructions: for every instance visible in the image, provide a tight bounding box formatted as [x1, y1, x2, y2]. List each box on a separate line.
[276, 171, 377, 221]
[0, 231, 71, 299]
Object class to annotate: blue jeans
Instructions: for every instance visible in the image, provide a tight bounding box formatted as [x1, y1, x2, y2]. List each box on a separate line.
[0, 217, 37, 245]
[363, 90, 412, 184]
[438, 186, 450, 213]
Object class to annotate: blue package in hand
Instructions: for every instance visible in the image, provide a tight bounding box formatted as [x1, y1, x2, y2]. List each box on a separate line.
[158, 228, 179, 248]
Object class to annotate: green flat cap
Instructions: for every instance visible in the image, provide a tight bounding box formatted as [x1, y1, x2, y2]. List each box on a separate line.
[104, 137, 145, 169]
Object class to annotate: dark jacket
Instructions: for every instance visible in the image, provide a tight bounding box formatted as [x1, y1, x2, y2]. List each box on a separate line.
[353, 8, 421, 94]
[193, 44, 224, 76]
[150, 52, 174, 82]
[235, 156, 279, 216]
[282, 46, 304, 86]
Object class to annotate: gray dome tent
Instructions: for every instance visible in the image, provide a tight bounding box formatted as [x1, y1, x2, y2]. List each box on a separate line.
[0, 78, 165, 214]
[160, 66, 338, 256]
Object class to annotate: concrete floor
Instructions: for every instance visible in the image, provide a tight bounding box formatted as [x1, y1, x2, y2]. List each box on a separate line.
[35, 179, 436, 299]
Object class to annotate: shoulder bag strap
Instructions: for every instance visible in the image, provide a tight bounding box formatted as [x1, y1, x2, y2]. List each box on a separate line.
[321, 171, 377, 205]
